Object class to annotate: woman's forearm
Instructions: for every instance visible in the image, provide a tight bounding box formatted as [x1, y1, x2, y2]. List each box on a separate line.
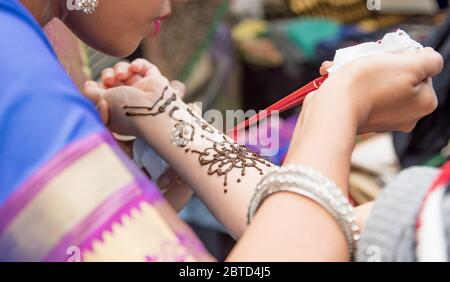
[228, 95, 357, 261]
[284, 95, 357, 190]
[129, 88, 276, 239]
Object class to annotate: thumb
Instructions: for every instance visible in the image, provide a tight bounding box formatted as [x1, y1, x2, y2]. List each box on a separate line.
[84, 80, 106, 104]
[97, 99, 110, 126]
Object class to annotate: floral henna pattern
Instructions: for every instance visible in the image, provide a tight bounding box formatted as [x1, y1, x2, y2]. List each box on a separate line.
[124, 87, 272, 193]
[190, 137, 272, 193]
[171, 121, 195, 148]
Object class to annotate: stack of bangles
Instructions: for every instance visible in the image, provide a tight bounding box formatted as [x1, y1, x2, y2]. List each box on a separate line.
[247, 165, 361, 257]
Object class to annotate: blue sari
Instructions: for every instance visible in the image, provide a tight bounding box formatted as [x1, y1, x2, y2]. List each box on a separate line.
[0, 0, 210, 262]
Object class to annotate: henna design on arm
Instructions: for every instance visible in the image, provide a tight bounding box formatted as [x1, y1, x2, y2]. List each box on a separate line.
[124, 85, 273, 193]
[190, 137, 272, 193]
[124, 86, 177, 117]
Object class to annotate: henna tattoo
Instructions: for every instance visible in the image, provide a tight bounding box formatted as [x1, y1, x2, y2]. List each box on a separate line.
[171, 121, 195, 148]
[190, 138, 272, 191]
[123, 85, 272, 193]
[170, 107, 272, 192]
[187, 108, 216, 134]
[169, 106, 180, 119]
[124, 86, 177, 117]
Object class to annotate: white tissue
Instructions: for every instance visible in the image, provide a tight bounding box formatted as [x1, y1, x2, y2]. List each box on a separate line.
[133, 138, 169, 181]
[328, 29, 423, 75]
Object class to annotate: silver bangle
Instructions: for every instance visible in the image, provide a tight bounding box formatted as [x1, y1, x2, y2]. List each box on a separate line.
[248, 165, 360, 257]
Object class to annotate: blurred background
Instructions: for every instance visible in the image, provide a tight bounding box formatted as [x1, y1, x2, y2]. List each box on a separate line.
[46, 0, 450, 260]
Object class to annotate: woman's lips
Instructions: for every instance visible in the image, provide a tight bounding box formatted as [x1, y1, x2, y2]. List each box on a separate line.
[147, 13, 170, 37]
[153, 18, 162, 36]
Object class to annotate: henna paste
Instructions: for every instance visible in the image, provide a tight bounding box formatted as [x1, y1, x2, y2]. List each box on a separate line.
[124, 86, 177, 117]
[187, 108, 216, 134]
[123, 85, 272, 193]
[171, 121, 195, 148]
[190, 140, 271, 188]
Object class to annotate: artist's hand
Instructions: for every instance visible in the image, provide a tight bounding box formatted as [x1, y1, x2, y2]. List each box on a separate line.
[319, 61, 333, 76]
[308, 48, 443, 134]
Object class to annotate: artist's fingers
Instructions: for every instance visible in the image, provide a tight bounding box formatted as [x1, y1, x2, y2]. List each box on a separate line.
[415, 79, 438, 116]
[401, 47, 443, 81]
[131, 58, 158, 77]
[84, 80, 105, 104]
[320, 61, 333, 75]
[416, 47, 444, 78]
[170, 80, 187, 99]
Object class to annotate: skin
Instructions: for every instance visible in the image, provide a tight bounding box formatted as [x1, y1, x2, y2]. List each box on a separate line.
[22, 0, 193, 210]
[20, 0, 444, 260]
[22, 0, 175, 57]
[84, 50, 442, 259]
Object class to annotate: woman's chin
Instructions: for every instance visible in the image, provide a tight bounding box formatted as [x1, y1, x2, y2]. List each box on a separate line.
[88, 39, 141, 58]
[104, 43, 140, 58]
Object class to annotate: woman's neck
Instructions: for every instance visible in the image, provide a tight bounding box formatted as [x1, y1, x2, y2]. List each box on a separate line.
[20, 0, 62, 26]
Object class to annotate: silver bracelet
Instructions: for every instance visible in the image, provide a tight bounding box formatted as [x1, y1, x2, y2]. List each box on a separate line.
[248, 165, 360, 257]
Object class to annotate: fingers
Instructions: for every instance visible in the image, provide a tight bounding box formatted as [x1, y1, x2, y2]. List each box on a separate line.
[126, 74, 143, 86]
[114, 61, 133, 81]
[84, 80, 105, 104]
[97, 99, 110, 125]
[84, 80, 110, 125]
[396, 79, 438, 133]
[131, 58, 157, 77]
[417, 47, 444, 78]
[157, 168, 193, 212]
[320, 61, 333, 76]
[102, 61, 144, 88]
[402, 47, 444, 82]
[101, 68, 118, 88]
[101, 59, 161, 89]
[416, 79, 438, 116]
[170, 80, 186, 99]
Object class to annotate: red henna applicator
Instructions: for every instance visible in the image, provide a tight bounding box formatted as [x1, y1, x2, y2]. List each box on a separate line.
[228, 75, 328, 141]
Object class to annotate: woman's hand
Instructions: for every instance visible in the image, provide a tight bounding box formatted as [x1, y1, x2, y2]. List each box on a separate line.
[84, 60, 194, 211]
[84, 83, 161, 136]
[84, 59, 186, 126]
[311, 48, 443, 134]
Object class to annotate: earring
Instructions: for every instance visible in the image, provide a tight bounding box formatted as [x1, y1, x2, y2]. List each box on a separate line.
[79, 0, 99, 15]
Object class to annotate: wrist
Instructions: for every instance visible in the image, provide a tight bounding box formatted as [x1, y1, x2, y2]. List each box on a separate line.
[317, 76, 372, 132]
[301, 88, 359, 137]
[285, 89, 358, 191]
